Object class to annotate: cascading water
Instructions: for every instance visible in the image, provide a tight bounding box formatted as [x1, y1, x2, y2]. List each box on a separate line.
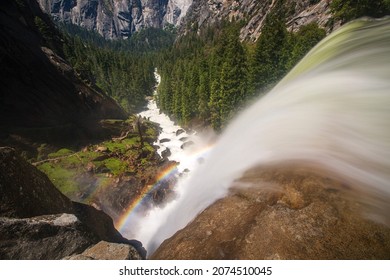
[138, 72, 208, 174]
[117, 71, 214, 242]
[128, 18, 390, 256]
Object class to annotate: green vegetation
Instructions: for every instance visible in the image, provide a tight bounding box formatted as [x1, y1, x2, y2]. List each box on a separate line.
[34, 16, 51, 42]
[61, 35, 153, 113]
[285, 23, 326, 70]
[102, 158, 128, 176]
[29, 11, 175, 115]
[38, 162, 79, 196]
[33, 15, 63, 53]
[331, 0, 390, 22]
[157, 14, 326, 130]
[59, 23, 175, 52]
[249, 13, 290, 95]
[36, 119, 160, 199]
[60, 24, 175, 113]
[48, 148, 74, 158]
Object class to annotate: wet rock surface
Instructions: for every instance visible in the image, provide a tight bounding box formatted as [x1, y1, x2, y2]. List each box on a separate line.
[160, 138, 171, 143]
[176, 129, 185, 136]
[161, 148, 172, 159]
[180, 141, 194, 149]
[152, 167, 390, 259]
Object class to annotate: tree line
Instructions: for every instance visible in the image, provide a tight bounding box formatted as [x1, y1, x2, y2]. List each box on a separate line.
[33, 0, 389, 125]
[60, 24, 175, 113]
[330, 0, 390, 23]
[156, 13, 326, 130]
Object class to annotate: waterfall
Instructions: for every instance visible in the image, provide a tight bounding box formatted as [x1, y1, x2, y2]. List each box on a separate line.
[134, 18, 390, 256]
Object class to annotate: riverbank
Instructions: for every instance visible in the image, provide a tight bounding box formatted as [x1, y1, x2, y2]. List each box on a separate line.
[32, 116, 175, 226]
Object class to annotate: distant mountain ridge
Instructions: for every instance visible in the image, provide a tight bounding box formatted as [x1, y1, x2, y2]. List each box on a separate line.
[38, 0, 193, 39]
[181, 0, 335, 41]
[37, 0, 335, 41]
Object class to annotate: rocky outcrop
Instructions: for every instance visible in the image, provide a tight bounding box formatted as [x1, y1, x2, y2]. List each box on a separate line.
[0, 0, 126, 153]
[37, 0, 338, 41]
[0, 214, 97, 259]
[163, 0, 192, 27]
[0, 147, 144, 259]
[0, 147, 74, 218]
[161, 147, 171, 159]
[152, 167, 390, 259]
[181, 0, 336, 41]
[64, 241, 142, 260]
[38, 0, 193, 39]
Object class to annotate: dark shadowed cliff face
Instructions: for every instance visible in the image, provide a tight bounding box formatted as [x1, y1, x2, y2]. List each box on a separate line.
[38, 0, 192, 39]
[0, 147, 144, 259]
[0, 0, 126, 150]
[152, 167, 390, 260]
[0, 147, 73, 218]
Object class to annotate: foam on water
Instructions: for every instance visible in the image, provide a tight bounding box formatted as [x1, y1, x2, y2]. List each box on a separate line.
[123, 18, 390, 255]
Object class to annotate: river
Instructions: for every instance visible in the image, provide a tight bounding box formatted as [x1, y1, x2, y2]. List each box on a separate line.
[125, 19, 390, 256]
[118, 72, 213, 253]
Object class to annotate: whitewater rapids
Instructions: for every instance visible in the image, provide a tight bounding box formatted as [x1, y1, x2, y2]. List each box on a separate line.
[133, 18, 390, 255]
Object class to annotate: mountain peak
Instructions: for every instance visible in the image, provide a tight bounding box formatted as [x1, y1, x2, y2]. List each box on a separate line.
[38, 0, 194, 39]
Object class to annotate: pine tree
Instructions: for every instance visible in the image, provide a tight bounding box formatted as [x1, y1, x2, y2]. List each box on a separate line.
[331, 0, 390, 22]
[249, 12, 289, 95]
[197, 58, 210, 123]
[219, 27, 248, 128]
[286, 23, 326, 71]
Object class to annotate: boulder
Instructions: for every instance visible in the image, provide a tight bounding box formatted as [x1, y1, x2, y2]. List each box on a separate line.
[0, 214, 96, 260]
[180, 141, 194, 149]
[95, 146, 109, 153]
[161, 148, 171, 159]
[160, 138, 171, 143]
[71, 202, 126, 244]
[176, 129, 185, 136]
[64, 241, 142, 260]
[152, 168, 390, 259]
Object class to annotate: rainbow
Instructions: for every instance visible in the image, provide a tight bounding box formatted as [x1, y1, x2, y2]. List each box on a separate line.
[115, 143, 215, 233]
[114, 162, 179, 230]
[81, 176, 113, 205]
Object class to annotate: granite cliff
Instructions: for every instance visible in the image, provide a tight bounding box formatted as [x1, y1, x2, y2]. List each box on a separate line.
[182, 0, 335, 41]
[38, 0, 193, 39]
[37, 0, 337, 40]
